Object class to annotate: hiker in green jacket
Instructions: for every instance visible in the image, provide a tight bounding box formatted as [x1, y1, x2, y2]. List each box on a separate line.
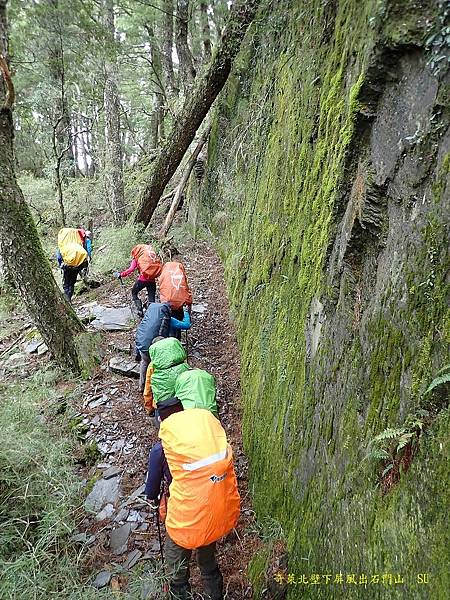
[174, 368, 219, 418]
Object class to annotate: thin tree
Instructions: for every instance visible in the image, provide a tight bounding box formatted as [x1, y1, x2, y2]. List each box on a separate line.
[103, 0, 125, 222]
[0, 0, 89, 375]
[133, 0, 260, 227]
[200, 2, 212, 60]
[175, 0, 196, 89]
[161, 0, 177, 95]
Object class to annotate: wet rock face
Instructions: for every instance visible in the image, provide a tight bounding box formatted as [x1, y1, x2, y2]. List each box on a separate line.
[203, 0, 449, 596]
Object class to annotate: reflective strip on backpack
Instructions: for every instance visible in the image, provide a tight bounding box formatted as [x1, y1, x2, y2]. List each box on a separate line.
[182, 448, 227, 471]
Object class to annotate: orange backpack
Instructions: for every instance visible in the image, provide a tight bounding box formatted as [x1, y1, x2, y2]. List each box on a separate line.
[131, 245, 162, 280]
[159, 409, 240, 549]
[158, 262, 192, 310]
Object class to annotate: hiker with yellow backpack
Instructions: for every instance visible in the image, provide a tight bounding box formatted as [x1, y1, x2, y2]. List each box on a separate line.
[145, 398, 240, 600]
[56, 227, 92, 302]
[114, 244, 162, 318]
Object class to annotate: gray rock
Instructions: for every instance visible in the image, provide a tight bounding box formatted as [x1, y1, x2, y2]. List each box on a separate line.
[127, 509, 144, 523]
[84, 477, 120, 512]
[122, 483, 146, 507]
[25, 339, 43, 353]
[103, 466, 121, 480]
[136, 522, 149, 532]
[90, 306, 134, 331]
[88, 394, 109, 409]
[70, 532, 96, 545]
[109, 356, 140, 379]
[95, 503, 115, 521]
[123, 549, 143, 570]
[109, 523, 131, 555]
[36, 343, 48, 355]
[114, 507, 130, 523]
[109, 341, 132, 354]
[192, 303, 208, 314]
[92, 571, 112, 589]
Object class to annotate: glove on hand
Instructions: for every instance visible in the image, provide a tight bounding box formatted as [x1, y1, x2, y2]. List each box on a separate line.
[114, 271, 121, 279]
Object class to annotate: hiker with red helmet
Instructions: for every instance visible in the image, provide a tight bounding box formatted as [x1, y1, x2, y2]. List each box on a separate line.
[145, 398, 240, 600]
[114, 244, 162, 318]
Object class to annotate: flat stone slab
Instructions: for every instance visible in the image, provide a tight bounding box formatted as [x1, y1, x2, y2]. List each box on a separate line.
[25, 339, 44, 353]
[92, 571, 112, 589]
[36, 343, 49, 355]
[123, 549, 143, 570]
[109, 356, 140, 379]
[122, 484, 146, 507]
[103, 466, 122, 480]
[110, 523, 131, 555]
[89, 306, 134, 331]
[192, 303, 208, 314]
[84, 477, 120, 513]
[95, 502, 115, 521]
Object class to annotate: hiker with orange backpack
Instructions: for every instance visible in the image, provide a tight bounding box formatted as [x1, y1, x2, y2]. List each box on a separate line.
[158, 259, 192, 325]
[56, 227, 92, 302]
[145, 398, 240, 600]
[114, 244, 162, 318]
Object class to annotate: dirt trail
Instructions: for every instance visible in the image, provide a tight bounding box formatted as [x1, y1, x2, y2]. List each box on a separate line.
[72, 240, 259, 597]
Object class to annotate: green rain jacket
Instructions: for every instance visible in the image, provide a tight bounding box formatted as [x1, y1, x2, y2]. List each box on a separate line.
[150, 337, 189, 405]
[174, 368, 218, 417]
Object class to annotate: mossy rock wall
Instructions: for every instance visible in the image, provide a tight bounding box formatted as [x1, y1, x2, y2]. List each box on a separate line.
[201, 1, 450, 598]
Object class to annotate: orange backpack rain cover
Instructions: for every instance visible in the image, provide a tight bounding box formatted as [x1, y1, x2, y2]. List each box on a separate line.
[131, 244, 162, 280]
[158, 261, 192, 310]
[159, 409, 240, 549]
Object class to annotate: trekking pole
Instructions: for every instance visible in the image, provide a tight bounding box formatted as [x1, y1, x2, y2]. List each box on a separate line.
[186, 329, 189, 360]
[155, 509, 165, 564]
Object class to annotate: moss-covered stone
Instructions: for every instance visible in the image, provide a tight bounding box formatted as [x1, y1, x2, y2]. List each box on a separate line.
[200, 0, 449, 598]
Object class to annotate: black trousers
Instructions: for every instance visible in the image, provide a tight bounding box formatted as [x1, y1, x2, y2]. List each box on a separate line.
[132, 280, 156, 316]
[62, 261, 87, 301]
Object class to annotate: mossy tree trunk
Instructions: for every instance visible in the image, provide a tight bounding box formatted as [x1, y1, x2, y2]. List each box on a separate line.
[133, 0, 260, 227]
[0, 0, 86, 375]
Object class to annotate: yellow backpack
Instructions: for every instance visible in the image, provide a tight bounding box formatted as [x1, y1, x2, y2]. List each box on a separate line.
[58, 228, 88, 267]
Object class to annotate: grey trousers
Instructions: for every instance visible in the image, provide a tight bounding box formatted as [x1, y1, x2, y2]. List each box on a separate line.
[165, 535, 223, 600]
[139, 350, 150, 392]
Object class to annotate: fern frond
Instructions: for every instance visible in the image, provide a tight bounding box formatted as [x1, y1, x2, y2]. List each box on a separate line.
[382, 463, 394, 477]
[424, 372, 450, 397]
[396, 433, 413, 452]
[366, 448, 390, 461]
[372, 428, 405, 443]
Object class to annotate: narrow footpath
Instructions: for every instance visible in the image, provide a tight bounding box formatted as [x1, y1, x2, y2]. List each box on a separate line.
[72, 239, 260, 597]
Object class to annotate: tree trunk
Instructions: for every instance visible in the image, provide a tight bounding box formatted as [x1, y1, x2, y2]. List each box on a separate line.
[133, 0, 260, 227]
[162, 0, 177, 94]
[0, 2, 88, 376]
[146, 21, 166, 148]
[175, 0, 196, 89]
[47, 0, 75, 178]
[159, 124, 210, 237]
[103, 0, 125, 223]
[200, 2, 212, 60]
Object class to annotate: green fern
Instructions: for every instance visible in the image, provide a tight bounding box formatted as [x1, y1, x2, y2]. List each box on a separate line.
[423, 370, 450, 398]
[372, 428, 405, 443]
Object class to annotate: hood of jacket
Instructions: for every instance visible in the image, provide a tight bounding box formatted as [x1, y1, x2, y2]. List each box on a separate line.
[150, 336, 186, 370]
